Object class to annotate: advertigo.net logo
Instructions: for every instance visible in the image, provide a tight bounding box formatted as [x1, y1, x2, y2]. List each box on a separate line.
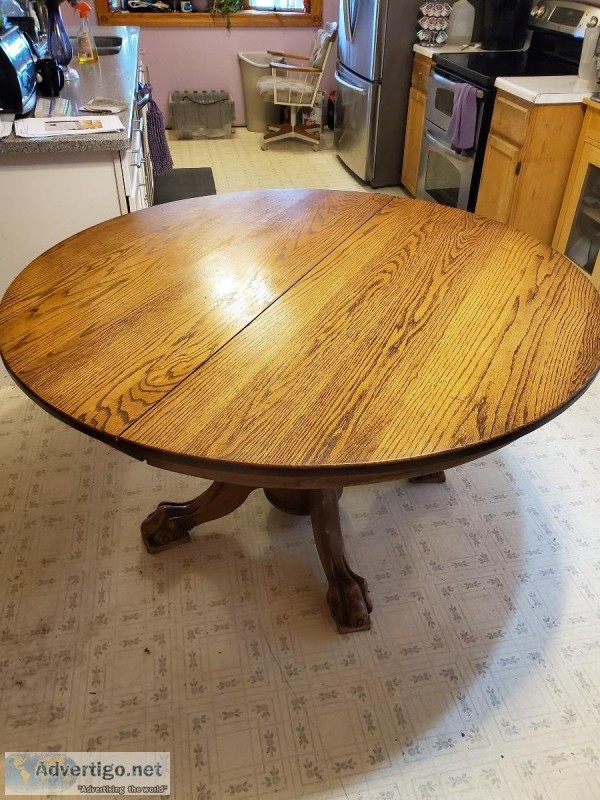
[5, 752, 171, 796]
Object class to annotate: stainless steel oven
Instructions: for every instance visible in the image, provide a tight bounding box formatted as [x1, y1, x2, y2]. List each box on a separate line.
[416, 69, 490, 211]
[415, 0, 596, 213]
[417, 121, 476, 209]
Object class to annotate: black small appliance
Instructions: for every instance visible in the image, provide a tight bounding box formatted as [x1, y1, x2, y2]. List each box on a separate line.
[0, 25, 37, 115]
[482, 0, 534, 50]
[36, 57, 64, 97]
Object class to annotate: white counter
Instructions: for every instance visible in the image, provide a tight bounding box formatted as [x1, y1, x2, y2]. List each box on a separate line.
[494, 74, 599, 104]
[413, 42, 599, 105]
[413, 43, 483, 59]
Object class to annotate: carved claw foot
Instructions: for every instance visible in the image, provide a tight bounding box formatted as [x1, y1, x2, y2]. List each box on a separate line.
[141, 482, 256, 554]
[141, 502, 194, 553]
[409, 470, 446, 484]
[309, 488, 372, 633]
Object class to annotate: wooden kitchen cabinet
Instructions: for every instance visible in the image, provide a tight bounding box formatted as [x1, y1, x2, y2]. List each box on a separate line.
[476, 90, 584, 245]
[401, 54, 432, 196]
[476, 133, 522, 224]
[554, 99, 600, 290]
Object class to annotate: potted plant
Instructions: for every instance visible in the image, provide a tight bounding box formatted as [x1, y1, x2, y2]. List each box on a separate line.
[210, 0, 242, 26]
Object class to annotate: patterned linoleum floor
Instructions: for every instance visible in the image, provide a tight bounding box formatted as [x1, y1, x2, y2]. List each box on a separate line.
[167, 128, 407, 196]
[1, 133, 600, 799]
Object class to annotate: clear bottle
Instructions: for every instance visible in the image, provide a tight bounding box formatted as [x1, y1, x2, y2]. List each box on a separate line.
[447, 0, 475, 46]
[579, 22, 600, 82]
[75, 1, 98, 63]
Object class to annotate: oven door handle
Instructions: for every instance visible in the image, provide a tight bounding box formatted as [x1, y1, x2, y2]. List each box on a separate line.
[431, 70, 458, 91]
[431, 70, 485, 100]
[425, 128, 472, 162]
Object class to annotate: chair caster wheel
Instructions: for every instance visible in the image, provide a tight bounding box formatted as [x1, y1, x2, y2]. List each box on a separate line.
[261, 143, 268, 151]
[312, 144, 320, 152]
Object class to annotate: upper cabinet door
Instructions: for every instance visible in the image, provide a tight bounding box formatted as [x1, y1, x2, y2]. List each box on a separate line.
[337, 0, 388, 82]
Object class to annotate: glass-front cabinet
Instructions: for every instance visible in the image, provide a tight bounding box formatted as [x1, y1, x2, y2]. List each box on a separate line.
[554, 103, 600, 291]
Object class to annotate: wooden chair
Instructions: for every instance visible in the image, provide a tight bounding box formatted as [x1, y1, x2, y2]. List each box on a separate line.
[257, 22, 337, 151]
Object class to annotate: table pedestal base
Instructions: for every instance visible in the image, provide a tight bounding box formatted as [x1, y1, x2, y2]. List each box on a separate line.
[141, 474, 446, 631]
[141, 482, 372, 633]
[409, 471, 446, 484]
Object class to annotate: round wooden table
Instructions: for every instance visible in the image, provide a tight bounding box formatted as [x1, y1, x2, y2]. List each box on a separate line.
[1, 190, 599, 633]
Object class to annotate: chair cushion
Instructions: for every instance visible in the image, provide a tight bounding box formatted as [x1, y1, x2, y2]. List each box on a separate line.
[257, 76, 316, 105]
[308, 21, 337, 68]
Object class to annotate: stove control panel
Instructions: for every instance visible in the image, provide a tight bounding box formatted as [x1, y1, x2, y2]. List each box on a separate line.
[530, 0, 600, 36]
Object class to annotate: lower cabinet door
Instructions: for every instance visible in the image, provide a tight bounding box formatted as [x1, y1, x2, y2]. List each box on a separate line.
[401, 88, 426, 197]
[476, 133, 522, 225]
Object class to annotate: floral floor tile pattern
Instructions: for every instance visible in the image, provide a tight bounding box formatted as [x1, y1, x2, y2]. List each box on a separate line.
[0, 377, 599, 799]
[1, 130, 600, 799]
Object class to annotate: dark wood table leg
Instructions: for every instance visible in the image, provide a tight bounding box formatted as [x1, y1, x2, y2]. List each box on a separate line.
[264, 487, 343, 516]
[308, 489, 372, 633]
[141, 482, 257, 554]
[409, 471, 447, 484]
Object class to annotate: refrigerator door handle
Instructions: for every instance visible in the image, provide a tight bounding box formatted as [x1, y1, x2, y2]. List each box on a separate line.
[335, 70, 366, 95]
[342, 0, 355, 43]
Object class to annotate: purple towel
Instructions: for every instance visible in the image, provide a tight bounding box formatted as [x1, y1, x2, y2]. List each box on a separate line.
[147, 97, 173, 176]
[447, 82, 478, 152]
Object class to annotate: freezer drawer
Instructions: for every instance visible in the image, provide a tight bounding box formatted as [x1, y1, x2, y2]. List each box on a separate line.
[334, 64, 379, 183]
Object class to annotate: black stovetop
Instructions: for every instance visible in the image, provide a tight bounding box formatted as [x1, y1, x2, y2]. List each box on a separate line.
[433, 49, 579, 89]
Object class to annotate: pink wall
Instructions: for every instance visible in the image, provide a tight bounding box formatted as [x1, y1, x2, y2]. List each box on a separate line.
[87, 0, 338, 121]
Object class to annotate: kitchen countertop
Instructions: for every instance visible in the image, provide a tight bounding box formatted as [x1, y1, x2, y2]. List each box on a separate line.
[414, 41, 599, 105]
[0, 26, 139, 155]
[494, 74, 599, 104]
[413, 43, 485, 59]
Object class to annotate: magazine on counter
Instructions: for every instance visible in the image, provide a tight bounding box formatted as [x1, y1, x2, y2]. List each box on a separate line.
[14, 115, 125, 138]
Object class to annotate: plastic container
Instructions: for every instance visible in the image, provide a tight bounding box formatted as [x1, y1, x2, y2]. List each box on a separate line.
[579, 23, 600, 81]
[238, 51, 283, 133]
[446, 0, 475, 45]
[75, 1, 98, 63]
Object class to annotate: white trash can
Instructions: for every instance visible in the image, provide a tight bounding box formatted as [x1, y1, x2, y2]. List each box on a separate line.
[238, 52, 283, 133]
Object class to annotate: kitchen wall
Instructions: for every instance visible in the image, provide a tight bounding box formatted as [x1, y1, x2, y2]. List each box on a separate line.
[81, 0, 338, 122]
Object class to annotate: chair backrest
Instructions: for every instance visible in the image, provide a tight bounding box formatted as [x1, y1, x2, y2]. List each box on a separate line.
[308, 21, 338, 70]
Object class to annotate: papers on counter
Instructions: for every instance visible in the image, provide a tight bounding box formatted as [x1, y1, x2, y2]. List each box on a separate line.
[14, 115, 125, 138]
[0, 114, 15, 139]
[80, 97, 128, 114]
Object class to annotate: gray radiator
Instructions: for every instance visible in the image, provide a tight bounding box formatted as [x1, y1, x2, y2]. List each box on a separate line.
[169, 91, 235, 139]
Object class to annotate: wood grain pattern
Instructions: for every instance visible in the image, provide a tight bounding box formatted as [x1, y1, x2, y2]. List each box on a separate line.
[1, 191, 599, 488]
[0, 190, 389, 435]
[121, 196, 600, 472]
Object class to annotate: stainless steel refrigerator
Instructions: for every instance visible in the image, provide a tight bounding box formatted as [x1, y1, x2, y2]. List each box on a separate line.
[334, 0, 425, 187]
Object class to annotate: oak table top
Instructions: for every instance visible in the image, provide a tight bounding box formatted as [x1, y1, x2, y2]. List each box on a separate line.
[1, 190, 599, 632]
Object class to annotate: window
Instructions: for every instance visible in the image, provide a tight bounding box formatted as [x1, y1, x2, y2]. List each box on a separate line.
[248, 0, 305, 9]
[95, 0, 320, 26]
